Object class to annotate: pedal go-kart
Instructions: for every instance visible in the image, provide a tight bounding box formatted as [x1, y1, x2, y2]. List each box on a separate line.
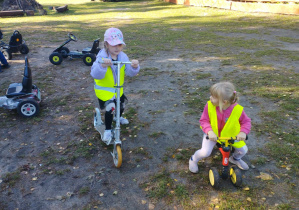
[94, 61, 132, 168]
[0, 57, 41, 117]
[207, 135, 248, 189]
[0, 29, 29, 60]
[49, 33, 100, 66]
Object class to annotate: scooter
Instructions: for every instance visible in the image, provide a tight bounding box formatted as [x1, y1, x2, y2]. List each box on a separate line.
[207, 135, 247, 189]
[49, 33, 100, 66]
[0, 57, 41, 117]
[94, 61, 132, 168]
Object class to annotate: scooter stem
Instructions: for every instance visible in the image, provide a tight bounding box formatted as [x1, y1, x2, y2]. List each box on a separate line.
[115, 62, 121, 142]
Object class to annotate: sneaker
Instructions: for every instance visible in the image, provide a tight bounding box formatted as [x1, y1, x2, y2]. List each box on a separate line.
[189, 156, 199, 173]
[103, 130, 112, 144]
[229, 156, 249, 170]
[114, 117, 129, 125]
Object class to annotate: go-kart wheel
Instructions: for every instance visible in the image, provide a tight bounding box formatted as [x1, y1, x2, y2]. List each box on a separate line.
[60, 47, 70, 58]
[209, 167, 220, 189]
[20, 44, 29, 54]
[230, 166, 242, 187]
[1, 49, 12, 60]
[113, 144, 122, 168]
[49, 52, 63, 65]
[17, 100, 40, 118]
[83, 54, 96, 66]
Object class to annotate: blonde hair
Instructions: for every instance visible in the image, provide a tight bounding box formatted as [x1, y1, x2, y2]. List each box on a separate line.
[210, 82, 238, 111]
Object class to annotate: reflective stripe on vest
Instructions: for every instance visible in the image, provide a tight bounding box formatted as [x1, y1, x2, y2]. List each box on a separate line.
[207, 101, 246, 148]
[94, 64, 125, 101]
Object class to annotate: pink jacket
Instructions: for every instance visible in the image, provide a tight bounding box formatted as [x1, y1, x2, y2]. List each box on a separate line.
[199, 102, 251, 135]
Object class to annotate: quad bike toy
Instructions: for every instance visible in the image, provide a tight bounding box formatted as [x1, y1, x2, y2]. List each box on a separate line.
[94, 61, 132, 168]
[208, 135, 247, 189]
[0, 29, 29, 60]
[49, 33, 100, 66]
[0, 57, 41, 117]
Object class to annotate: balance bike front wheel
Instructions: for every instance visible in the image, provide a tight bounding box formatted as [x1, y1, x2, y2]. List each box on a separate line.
[230, 166, 242, 187]
[209, 167, 220, 189]
[112, 144, 122, 168]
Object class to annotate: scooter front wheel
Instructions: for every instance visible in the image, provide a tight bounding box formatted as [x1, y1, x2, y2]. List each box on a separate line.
[209, 167, 220, 189]
[113, 144, 122, 168]
[230, 166, 242, 187]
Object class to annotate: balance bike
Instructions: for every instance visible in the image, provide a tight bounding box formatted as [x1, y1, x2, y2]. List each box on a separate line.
[49, 33, 100, 66]
[94, 61, 132, 168]
[208, 136, 247, 189]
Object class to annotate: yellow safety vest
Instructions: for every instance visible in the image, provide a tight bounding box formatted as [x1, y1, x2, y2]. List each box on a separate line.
[94, 65, 125, 101]
[207, 101, 246, 148]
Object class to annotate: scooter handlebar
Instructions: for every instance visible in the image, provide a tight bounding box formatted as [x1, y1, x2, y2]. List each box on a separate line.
[206, 135, 248, 140]
[98, 60, 132, 65]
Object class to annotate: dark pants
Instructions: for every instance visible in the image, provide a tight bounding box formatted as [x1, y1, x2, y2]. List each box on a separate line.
[98, 94, 127, 130]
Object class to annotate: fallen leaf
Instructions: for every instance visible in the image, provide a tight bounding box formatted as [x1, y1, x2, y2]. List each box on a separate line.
[247, 197, 251, 202]
[256, 172, 273, 180]
[113, 191, 118, 195]
[99, 193, 104, 197]
[142, 200, 147, 204]
[243, 187, 250, 191]
[32, 177, 38, 181]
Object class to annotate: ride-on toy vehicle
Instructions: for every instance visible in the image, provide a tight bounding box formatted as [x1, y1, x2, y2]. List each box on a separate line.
[0, 29, 29, 60]
[208, 135, 248, 189]
[0, 57, 41, 117]
[94, 61, 132, 168]
[49, 33, 100, 66]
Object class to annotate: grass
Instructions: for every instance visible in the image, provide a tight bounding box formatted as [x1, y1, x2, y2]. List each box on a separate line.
[0, 0, 298, 208]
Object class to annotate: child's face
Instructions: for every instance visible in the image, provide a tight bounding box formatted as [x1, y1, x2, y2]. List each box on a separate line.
[210, 95, 220, 106]
[107, 43, 123, 59]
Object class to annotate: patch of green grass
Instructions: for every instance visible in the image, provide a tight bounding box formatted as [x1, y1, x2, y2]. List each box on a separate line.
[79, 186, 90, 196]
[251, 157, 267, 165]
[148, 131, 165, 138]
[1, 171, 21, 187]
[277, 36, 299, 43]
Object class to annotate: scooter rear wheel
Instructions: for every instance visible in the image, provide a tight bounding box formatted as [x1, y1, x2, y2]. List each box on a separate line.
[230, 166, 242, 187]
[113, 145, 122, 168]
[209, 167, 220, 189]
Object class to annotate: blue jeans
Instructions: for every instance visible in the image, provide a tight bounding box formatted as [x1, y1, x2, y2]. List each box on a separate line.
[0, 51, 8, 71]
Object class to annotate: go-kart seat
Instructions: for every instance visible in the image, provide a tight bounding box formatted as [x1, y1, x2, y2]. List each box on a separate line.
[9, 30, 23, 47]
[82, 38, 100, 54]
[6, 57, 32, 98]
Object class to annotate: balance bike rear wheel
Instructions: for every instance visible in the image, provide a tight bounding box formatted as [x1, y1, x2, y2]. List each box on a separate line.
[209, 167, 220, 189]
[113, 144, 122, 168]
[230, 166, 242, 187]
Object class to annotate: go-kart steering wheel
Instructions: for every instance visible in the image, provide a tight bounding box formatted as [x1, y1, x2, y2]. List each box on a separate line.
[68, 33, 77, 42]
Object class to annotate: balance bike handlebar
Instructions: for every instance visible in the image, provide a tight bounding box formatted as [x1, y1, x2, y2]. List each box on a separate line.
[206, 135, 248, 146]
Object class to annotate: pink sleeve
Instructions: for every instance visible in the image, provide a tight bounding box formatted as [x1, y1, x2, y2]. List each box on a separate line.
[199, 103, 212, 134]
[239, 111, 251, 134]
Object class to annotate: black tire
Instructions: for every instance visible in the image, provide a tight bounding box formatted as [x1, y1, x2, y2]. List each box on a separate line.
[17, 100, 40, 118]
[49, 52, 63, 65]
[230, 166, 242, 187]
[83, 53, 96, 66]
[209, 167, 220, 189]
[60, 47, 70, 58]
[20, 44, 29, 54]
[221, 166, 229, 180]
[1, 49, 12, 60]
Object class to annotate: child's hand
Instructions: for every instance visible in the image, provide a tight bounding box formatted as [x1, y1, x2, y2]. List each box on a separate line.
[207, 130, 217, 142]
[237, 132, 246, 141]
[101, 58, 112, 68]
[131, 59, 139, 68]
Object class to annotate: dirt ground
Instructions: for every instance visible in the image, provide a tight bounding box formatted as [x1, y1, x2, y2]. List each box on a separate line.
[0, 28, 298, 209]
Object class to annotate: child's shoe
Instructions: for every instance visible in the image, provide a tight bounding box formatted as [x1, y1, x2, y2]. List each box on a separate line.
[114, 117, 129, 124]
[189, 156, 199, 173]
[229, 156, 249, 170]
[103, 130, 112, 144]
